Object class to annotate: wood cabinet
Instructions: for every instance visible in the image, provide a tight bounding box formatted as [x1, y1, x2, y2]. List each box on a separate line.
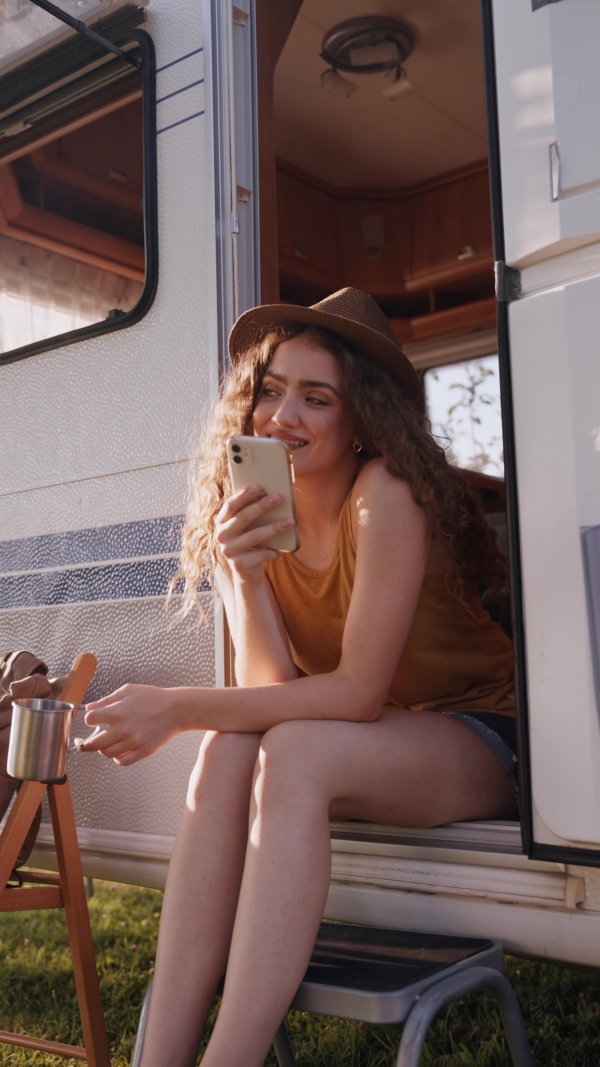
[277, 169, 338, 282]
[275, 161, 496, 342]
[336, 197, 409, 291]
[408, 170, 493, 283]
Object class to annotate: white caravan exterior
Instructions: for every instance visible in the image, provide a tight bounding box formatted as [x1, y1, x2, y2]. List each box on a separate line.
[1, 0, 600, 970]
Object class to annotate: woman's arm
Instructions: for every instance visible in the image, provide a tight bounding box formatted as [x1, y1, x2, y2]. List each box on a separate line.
[214, 482, 300, 685]
[82, 462, 430, 763]
[216, 561, 299, 686]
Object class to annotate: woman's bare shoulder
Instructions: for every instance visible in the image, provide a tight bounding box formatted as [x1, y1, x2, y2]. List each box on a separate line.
[350, 458, 420, 512]
[347, 459, 428, 556]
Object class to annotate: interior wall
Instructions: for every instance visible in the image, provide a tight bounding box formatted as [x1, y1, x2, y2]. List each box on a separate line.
[255, 0, 303, 302]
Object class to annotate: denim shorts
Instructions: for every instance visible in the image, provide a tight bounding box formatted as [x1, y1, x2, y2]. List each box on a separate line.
[443, 711, 519, 808]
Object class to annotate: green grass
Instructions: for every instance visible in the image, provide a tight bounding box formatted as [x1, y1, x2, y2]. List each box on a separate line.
[0, 881, 599, 1065]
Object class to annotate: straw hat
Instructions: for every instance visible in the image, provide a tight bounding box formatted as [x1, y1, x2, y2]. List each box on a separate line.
[228, 287, 424, 410]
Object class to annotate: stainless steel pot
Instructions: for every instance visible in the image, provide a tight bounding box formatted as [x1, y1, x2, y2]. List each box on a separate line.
[7, 698, 101, 783]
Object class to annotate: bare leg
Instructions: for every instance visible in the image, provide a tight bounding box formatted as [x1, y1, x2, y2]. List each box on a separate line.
[139, 730, 261, 1067]
[200, 711, 517, 1067]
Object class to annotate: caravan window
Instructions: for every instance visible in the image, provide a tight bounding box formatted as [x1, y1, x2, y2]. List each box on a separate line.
[424, 355, 504, 478]
[0, 13, 156, 364]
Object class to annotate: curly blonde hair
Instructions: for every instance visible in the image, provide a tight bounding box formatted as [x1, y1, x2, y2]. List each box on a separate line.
[174, 325, 506, 616]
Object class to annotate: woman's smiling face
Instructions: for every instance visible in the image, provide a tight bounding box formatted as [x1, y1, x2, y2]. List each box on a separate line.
[251, 333, 358, 479]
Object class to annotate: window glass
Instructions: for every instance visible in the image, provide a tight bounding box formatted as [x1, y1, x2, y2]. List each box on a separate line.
[424, 354, 504, 477]
[0, 0, 107, 70]
[0, 26, 154, 361]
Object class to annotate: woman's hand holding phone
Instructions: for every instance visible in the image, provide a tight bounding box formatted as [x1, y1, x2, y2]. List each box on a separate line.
[215, 484, 296, 585]
[217, 436, 300, 586]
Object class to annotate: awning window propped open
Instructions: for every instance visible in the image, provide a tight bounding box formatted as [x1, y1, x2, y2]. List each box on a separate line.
[0, 0, 146, 76]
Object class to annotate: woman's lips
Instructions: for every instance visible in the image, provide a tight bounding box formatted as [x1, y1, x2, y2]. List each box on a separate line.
[268, 434, 307, 450]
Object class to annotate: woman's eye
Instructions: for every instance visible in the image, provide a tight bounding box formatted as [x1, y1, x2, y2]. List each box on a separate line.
[261, 387, 279, 398]
[306, 396, 327, 406]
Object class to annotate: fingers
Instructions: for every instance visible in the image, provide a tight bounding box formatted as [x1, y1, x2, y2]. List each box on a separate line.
[76, 683, 166, 766]
[112, 749, 142, 766]
[218, 488, 283, 532]
[219, 519, 294, 560]
[84, 685, 129, 724]
[219, 483, 263, 520]
[216, 488, 296, 583]
[75, 734, 139, 765]
[97, 737, 137, 760]
[76, 727, 112, 752]
[76, 724, 138, 760]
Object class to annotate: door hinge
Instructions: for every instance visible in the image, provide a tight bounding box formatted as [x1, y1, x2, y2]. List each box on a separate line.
[233, 4, 249, 26]
[495, 261, 522, 302]
[231, 213, 240, 234]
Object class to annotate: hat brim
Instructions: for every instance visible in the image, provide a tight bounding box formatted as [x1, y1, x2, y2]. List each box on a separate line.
[228, 302, 424, 409]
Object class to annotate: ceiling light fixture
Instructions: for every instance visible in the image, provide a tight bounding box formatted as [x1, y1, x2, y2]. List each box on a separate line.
[321, 68, 358, 99]
[381, 67, 415, 102]
[320, 16, 415, 101]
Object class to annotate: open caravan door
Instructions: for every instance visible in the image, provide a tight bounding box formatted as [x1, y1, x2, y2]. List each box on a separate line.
[483, 0, 600, 863]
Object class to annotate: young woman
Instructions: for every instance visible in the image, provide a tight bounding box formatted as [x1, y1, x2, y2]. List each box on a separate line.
[81, 288, 517, 1067]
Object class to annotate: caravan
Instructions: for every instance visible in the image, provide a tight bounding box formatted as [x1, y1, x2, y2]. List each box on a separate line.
[1, 0, 600, 972]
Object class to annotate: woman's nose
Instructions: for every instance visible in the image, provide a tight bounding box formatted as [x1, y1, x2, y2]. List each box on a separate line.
[273, 395, 300, 426]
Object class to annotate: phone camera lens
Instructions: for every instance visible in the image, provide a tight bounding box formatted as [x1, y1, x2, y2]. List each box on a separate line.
[232, 444, 241, 453]
[233, 455, 242, 464]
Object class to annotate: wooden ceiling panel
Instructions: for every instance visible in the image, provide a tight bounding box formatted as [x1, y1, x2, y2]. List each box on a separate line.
[273, 0, 488, 188]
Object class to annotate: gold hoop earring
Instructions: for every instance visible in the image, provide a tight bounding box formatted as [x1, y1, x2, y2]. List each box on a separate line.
[352, 441, 363, 454]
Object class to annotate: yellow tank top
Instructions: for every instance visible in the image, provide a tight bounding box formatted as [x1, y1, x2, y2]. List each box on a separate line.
[265, 493, 515, 717]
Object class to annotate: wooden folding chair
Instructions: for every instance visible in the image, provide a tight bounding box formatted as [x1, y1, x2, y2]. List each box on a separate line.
[0, 652, 111, 1066]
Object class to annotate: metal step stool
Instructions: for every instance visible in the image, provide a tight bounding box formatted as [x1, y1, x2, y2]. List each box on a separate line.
[132, 922, 534, 1067]
[272, 923, 534, 1067]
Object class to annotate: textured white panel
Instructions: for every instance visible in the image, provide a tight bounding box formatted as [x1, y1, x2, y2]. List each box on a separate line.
[0, 594, 215, 837]
[145, 0, 203, 74]
[157, 48, 204, 100]
[510, 276, 600, 844]
[0, 0, 224, 869]
[0, 463, 188, 541]
[0, 2, 210, 498]
[158, 81, 204, 136]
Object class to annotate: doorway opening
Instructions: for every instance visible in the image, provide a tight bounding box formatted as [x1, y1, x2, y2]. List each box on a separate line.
[259, 0, 519, 847]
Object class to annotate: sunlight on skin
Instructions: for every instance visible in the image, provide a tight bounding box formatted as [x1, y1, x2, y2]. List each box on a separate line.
[249, 752, 267, 848]
[356, 493, 370, 529]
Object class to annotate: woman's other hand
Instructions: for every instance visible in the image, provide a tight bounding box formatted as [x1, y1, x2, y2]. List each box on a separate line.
[215, 485, 294, 585]
[77, 685, 180, 765]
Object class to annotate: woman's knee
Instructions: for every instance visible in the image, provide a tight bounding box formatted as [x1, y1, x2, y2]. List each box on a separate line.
[259, 721, 317, 767]
[255, 721, 332, 803]
[187, 730, 262, 804]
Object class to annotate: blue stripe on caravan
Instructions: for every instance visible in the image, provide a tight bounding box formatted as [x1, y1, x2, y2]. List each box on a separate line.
[0, 517, 183, 576]
[157, 78, 204, 104]
[157, 111, 204, 135]
[156, 47, 203, 74]
[0, 558, 180, 611]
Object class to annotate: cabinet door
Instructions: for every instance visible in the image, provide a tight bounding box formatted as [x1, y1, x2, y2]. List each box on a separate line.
[336, 198, 409, 289]
[410, 171, 493, 279]
[276, 170, 338, 280]
[492, 0, 600, 267]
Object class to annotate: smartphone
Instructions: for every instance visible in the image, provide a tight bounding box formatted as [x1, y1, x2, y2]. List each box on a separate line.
[226, 436, 300, 552]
